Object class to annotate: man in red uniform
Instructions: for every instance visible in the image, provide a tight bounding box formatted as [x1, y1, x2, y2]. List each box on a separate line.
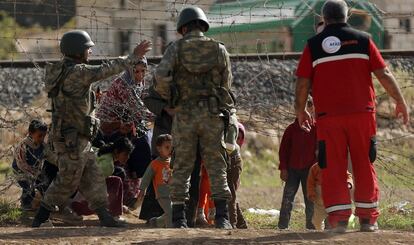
[295, 0, 410, 233]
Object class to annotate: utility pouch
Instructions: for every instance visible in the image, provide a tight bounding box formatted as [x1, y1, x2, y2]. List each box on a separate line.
[369, 136, 377, 163]
[62, 128, 79, 159]
[208, 96, 220, 114]
[318, 140, 327, 169]
[170, 84, 180, 108]
[221, 108, 230, 129]
[90, 90, 97, 112]
[83, 115, 101, 140]
[214, 87, 236, 108]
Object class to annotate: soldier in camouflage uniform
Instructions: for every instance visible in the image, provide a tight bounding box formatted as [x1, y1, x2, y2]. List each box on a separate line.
[154, 7, 234, 229]
[32, 30, 151, 227]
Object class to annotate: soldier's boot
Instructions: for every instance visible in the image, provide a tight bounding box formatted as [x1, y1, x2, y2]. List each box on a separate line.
[185, 198, 198, 228]
[214, 199, 233, 229]
[95, 207, 126, 228]
[172, 204, 188, 228]
[32, 205, 52, 227]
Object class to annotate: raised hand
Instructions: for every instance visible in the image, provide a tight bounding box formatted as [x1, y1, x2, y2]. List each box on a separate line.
[134, 40, 152, 58]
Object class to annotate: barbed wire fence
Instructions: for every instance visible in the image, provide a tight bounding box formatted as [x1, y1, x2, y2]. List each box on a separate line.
[0, 0, 412, 207]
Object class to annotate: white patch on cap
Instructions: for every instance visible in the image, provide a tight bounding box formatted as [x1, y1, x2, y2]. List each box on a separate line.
[322, 36, 341, 54]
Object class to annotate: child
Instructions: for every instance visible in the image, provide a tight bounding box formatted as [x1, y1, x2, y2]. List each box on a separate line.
[197, 122, 248, 229]
[227, 122, 247, 229]
[71, 137, 134, 220]
[105, 115, 152, 211]
[138, 134, 173, 228]
[278, 98, 316, 230]
[224, 113, 239, 154]
[307, 162, 354, 230]
[12, 119, 57, 210]
[196, 163, 215, 227]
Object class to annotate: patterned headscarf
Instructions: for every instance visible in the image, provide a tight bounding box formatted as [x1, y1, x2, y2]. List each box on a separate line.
[121, 56, 148, 95]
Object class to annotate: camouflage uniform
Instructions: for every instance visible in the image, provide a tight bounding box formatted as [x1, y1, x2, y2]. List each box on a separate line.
[155, 30, 233, 203]
[42, 55, 141, 211]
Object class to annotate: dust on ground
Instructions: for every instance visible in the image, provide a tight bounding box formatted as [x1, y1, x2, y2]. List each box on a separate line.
[1, 180, 413, 244]
[0, 222, 413, 244]
[0, 207, 412, 244]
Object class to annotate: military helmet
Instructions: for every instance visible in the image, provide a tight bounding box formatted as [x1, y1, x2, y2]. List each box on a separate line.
[60, 30, 95, 56]
[176, 6, 210, 34]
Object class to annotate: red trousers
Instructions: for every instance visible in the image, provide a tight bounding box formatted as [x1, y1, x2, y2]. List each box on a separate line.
[317, 112, 379, 226]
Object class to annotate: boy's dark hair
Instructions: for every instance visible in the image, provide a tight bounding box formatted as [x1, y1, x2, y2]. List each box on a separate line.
[28, 119, 48, 133]
[98, 137, 134, 156]
[156, 134, 172, 147]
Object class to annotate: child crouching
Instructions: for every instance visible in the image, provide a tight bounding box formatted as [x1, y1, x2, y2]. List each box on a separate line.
[12, 119, 58, 210]
[71, 137, 134, 221]
[138, 134, 172, 228]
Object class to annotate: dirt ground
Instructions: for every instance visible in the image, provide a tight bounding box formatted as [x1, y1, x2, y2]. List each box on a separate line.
[1, 184, 413, 244]
[1, 223, 413, 244]
[0, 211, 412, 245]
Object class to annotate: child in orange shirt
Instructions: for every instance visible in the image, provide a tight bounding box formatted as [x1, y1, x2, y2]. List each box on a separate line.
[138, 134, 172, 228]
[307, 162, 354, 230]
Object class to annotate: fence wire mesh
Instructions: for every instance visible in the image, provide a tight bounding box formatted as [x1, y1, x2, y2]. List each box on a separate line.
[0, 0, 413, 204]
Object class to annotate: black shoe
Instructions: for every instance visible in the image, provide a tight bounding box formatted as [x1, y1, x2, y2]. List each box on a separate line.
[214, 199, 232, 229]
[21, 202, 34, 211]
[329, 221, 348, 234]
[172, 204, 188, 228]
[32, 205, 51, 227]
[148, 217, 158, 228]
[95, 207, 126, 228]
[277, 216, 289, 230]
[360, 219, 378, 232]
[306, 223, 316, 230]
[277, 225, 289, 230]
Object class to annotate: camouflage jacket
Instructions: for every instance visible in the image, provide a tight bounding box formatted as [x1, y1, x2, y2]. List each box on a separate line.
[44, 55, 140, 139]
[154, 30, 233, 110]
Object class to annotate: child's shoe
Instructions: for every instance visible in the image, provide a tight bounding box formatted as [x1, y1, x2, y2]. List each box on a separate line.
[39, 219, 54, 228]
[195, 208, 209, 227]
[21, 202, 34, 211]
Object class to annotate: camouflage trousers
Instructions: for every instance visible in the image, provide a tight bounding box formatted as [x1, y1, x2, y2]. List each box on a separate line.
[42, 137, 108, 211]
[170, 107, 231, 203]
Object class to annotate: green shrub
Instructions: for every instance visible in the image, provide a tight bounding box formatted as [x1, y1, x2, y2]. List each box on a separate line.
[0, 199, 22, 225]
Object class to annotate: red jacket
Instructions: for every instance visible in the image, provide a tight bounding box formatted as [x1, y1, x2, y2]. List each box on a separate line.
[296, 23, 386, 117]
[279, 119, 317, 170]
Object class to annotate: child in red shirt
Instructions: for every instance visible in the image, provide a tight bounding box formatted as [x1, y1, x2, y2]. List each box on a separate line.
[278, 99, 317, 229]
[138, 134, 172, 228]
